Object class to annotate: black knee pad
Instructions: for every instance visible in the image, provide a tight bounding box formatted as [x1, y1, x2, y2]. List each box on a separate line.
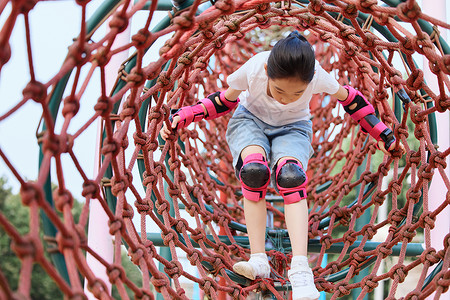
[276, 159, 307, 204]
[239, 153, 270, 201]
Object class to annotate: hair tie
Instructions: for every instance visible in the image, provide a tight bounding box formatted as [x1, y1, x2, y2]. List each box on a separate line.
[288, 30, 307, 41]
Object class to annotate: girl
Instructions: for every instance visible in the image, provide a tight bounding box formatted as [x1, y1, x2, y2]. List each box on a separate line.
[161, 31, 396, 300]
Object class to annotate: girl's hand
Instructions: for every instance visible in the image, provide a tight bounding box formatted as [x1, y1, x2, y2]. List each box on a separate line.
[378, 139, 406, 156]
[161, 115, 180, 140]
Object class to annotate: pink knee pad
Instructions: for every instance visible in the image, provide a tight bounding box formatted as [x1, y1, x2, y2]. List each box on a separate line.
[275, 159, 307, 204]
[239, 153, 270, 201]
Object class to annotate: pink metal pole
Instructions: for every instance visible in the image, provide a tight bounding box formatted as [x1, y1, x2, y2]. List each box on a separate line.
[423, 1, 449, 299]
[84, 7, 132, 298]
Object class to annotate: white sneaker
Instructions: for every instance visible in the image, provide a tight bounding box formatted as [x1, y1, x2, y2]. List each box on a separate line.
[288, 258, 320, 300]
[233, 253, 270, 280]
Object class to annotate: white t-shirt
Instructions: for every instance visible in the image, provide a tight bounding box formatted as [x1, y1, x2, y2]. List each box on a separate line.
[226, 51, 340, 126]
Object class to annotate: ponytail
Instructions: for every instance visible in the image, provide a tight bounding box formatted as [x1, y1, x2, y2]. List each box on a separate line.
[267, 30, 315, 83]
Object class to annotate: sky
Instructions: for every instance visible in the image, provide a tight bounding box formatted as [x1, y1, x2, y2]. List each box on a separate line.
[0, 1, 170, 197]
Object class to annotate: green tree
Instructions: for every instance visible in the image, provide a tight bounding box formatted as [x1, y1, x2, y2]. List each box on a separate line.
[0, 177, 144, 299]
[0, 177, 63, 299]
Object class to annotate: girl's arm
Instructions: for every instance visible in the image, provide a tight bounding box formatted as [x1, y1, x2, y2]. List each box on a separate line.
[332, 85, 349, 101]
[333, 84, 398, 154]
[224, 88, 243, 102]
[161, 88, 243, 140]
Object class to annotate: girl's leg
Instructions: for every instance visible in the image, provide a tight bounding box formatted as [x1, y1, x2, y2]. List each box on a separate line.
[240, 145, 268, 254]
[275, 156, 309, 256]
[285, 199, 309, 256]
[233, 145, 271, 279]
[276, 156, 319, 300]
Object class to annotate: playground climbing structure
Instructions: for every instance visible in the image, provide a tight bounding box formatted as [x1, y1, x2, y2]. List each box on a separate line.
[0, 0, 449, 299]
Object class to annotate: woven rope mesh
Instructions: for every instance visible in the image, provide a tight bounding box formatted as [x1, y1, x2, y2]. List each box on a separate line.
[1, 0, 450, 299]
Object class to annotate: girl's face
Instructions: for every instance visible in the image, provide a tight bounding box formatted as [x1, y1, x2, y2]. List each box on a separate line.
[267, 77, 309, 105]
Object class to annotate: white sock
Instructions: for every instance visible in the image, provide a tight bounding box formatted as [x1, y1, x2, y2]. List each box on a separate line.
[250, 252, 268, 261]
[291, 255, 308, 265]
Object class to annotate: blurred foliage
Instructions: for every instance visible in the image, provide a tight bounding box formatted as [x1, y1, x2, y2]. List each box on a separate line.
[0, 177, 142, 299]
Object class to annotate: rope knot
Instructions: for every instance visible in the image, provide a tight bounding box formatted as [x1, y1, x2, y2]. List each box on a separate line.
[413, 34, 433, 55]
[120, 96, 139, 120]
[128, 245, 146, 264]
[123, 203, 134, 218]
[421, 248, 440, 265]
[157, 71, 171, 87]
[133, 131, 148, 147]
[339, 27, 356, 40]
[62, 95, 80, 117]
[342, 3, 358, 18]
[150, 276, 170, 292]
[373, 191, 385, 206]
[173, 12, 194, 30]
[102, 137, 121, 157]
[418, 163, 434, 182]
[126, 67, 145, 87]
[68, 42, 91, 66]
[308, 0, 325, 15]
[361, 224, 377, 239]
[214, 0, 235, 14]
[56, 231, 77, 253]
[436, 95, 450, 113]
[177, 52, 193, 66]
[389, 209, 405, 225]
[406, 188, 422, 204]
[142, 170, 157, 187]
[402, 225, 416, 242]
[377, 242, 393, 258]
[82, 180, 100, 199]
[93, 48, 111, 67]
[320, 235, 333, 250]
[108, 218, 123, 235]
[109, 12, 129, 33]
[335, 282, 351, 297]
[20, 182, 43, 206]
[111, 175, 129, 196]
[361, 274, 379, 292]
[439, 55, 450, 75]
[23, 80, 47, 104]
[357, 0, 377, 13]
[419, 211, 435, 229]
[400, 37, 416, 55]
[53, 187, 74, 212]
[429, 151, 447, 169]
[397, 1, 421, 22]
[388, 180, 402, 196]
[134, 199, 152, 214]
[255, 3, 270, 13]
[391, 264, 408, 283]
[224, 20, 240, 33]
[0, 42, 11, 67]
[11, 234, 37, 260]
[94, 96, 113, 118]
[132, 28, 153, 49]
[164, 260, 183, 277]
[107, 264, 126, 284]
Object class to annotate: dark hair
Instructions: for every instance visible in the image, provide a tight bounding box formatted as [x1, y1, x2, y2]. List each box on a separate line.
[267, 31, 315, 83]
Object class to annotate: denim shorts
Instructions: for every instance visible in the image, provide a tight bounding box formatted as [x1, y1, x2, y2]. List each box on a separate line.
[226, 105, 314, 175]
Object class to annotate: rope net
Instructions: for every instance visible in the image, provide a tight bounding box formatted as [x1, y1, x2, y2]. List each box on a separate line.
[1, 0, 450, 299]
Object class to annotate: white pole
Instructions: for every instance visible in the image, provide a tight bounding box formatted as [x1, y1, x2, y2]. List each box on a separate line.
[84, 6, 132, 298]
[423, 1, 449, 299]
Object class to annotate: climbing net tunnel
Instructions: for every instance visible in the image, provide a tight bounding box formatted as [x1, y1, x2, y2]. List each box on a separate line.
[1, 0, 450, 299]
